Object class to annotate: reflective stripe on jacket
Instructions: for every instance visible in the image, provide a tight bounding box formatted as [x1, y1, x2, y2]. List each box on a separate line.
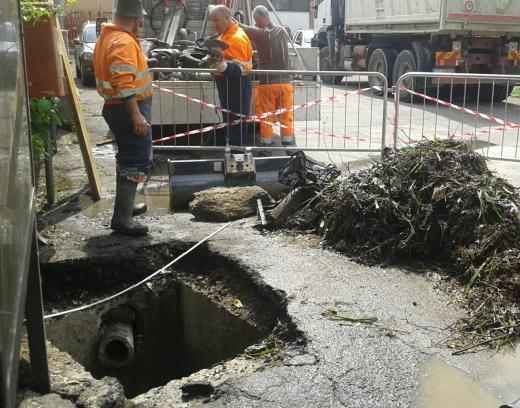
[219, 23, 253, 72]
[93, 24, 152, 105]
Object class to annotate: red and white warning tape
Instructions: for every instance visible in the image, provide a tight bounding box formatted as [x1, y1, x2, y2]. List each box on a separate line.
[151, 84, 377, 143]
[399, 87, 520, 133]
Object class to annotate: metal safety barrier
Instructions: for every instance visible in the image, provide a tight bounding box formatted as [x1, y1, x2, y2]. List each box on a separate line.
[394, 72, 520, 162]
[149, 68, 388, 156]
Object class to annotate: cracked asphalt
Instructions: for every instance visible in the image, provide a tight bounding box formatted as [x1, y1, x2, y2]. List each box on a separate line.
[38, 78, 520, 408]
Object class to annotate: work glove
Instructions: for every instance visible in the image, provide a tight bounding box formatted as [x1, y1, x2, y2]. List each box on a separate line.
[198, 38, 229, 72]
[198, 50, 227, 72]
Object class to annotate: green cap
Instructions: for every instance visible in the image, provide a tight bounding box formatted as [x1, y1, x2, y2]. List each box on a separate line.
[116, 0, 147, 18]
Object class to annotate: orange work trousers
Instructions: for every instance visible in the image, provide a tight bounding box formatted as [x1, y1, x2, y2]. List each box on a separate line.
[255, 83, 294, 145]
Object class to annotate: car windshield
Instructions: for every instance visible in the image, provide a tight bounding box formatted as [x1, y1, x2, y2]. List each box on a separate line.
[84, 26, 96, 43]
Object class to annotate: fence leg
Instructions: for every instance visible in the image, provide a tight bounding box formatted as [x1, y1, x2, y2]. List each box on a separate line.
[25, 223, 50, 395]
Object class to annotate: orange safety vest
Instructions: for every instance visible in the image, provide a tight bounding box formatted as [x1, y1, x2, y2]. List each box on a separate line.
[219, 22, 253, 72]
[93, 24, 152, 105]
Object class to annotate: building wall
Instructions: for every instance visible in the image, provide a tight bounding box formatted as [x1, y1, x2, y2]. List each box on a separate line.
[270, 11, 310, 36]
[67, 0, 113, 15]
[64, 0, 113, 45]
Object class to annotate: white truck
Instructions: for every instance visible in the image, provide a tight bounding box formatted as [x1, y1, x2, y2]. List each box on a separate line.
[314, 0, 520, 101]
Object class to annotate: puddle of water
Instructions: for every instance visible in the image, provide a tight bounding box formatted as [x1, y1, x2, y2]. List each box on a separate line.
[80, 185, 171, 218]
[140, 183, 171, 214]
[415, 359, 505, 408]
[92, 144, 117, 158]
[479, 347, 520, 404]
[79, 196, 115, 218]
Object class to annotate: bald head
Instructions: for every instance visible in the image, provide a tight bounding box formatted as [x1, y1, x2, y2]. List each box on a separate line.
[210, 5, 233, 34]
[253, 5, 271, 27]
[210, 5, 231, 19]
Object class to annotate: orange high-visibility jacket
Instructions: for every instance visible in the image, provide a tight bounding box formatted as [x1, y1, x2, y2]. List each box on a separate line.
[219, 23, 253, 71]
[93, 24, 152, 105]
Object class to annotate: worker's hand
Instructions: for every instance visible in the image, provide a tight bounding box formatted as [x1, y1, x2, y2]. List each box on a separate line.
[213, 61, 228, 72]
[198, 54, 214, 68]
[208, 51, 227, 72]
[198, 53, 227, 72]
[131, 112, 149, 137]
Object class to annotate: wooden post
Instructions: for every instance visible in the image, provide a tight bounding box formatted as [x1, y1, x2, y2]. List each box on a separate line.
[56, 19, 102, 200]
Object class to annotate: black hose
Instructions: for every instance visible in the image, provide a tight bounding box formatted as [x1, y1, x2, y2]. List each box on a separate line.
[148, 0, 174, 36]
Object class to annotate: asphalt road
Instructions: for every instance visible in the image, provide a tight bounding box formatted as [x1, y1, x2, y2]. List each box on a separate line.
[38, 78, 520, 408]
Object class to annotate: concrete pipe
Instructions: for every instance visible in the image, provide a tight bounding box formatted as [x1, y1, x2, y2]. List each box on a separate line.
[98, 322, 135, 368]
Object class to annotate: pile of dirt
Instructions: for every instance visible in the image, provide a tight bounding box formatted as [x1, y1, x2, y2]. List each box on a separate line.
[189, 186, 275, 222]
[281, 141, 520, 349]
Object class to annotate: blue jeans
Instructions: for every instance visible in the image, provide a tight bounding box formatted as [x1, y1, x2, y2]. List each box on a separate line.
[102, 98, 153, 175]
[215, 75, 252, 146]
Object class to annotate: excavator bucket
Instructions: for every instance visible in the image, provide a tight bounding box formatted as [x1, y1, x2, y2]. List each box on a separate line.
[168, 148, 291, 209]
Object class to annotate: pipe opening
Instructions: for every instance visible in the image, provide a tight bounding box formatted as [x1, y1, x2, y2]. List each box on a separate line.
[98, 322, 135, 368]
[104, 339, 131, 366]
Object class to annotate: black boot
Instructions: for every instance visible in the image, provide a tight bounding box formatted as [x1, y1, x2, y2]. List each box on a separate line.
[111, 175, 148, 236]
[256, 143, 273, 157]
[283, 140, 297, 156]
[132, 203, 148, 216]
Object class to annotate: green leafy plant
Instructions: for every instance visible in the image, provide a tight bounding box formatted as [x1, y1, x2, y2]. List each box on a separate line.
[29, 97, 63, 161]
[21, 0, 77, 24]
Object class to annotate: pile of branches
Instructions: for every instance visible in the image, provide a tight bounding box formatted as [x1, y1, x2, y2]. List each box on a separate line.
[283, 140, 520, 349]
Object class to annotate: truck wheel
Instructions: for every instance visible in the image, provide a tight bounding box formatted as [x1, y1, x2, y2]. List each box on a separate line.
[367, 48, 397, 96]
[319, 47, 343, 85]
[492, 86, 511, 102]
[468, 84, 511, 103]
[80, 64, 94, 87]
[393, 50, 417, 103]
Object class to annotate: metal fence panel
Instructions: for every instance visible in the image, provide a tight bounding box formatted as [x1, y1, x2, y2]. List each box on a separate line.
[150, 68, 388, 159]
[394, 72, 520, 162]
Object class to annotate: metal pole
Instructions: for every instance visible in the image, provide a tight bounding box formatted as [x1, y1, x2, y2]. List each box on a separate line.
[309, 0, 315, 30]
[25, 223, 50, 395]
[44, 117, 55, 205]
[381, 74, 387, 151]
[244, 0, 252, 26]
[264, 0, 309, 71]
[201, 7, 209, 39]
[394, 75, 402, 150]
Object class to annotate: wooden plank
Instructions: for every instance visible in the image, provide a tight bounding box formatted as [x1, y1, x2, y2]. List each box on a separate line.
[56, 19, 102, 200]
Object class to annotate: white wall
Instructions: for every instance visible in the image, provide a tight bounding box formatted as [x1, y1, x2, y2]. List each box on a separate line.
[269, 11, 310, 35]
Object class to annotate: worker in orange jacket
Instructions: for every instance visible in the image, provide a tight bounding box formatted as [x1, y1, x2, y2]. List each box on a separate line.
[241, 5, 296, 149]
[93, 0, 151, 236]
[208, 5, 253, 147]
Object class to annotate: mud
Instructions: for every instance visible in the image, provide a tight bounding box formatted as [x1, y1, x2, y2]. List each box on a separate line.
[189, 186, 275, 222]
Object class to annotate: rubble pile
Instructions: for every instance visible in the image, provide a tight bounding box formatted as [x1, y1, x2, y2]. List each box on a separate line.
[281, 141, 520, 348]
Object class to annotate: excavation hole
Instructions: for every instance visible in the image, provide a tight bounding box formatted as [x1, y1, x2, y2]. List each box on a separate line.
[40, 242, 294, 398]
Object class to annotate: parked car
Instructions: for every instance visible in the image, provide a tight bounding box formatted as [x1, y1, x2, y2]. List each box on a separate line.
[73, 21, 97, 86]
[292, 29, 314, 48]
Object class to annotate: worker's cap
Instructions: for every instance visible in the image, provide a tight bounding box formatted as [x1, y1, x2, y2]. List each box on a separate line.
[116, 0, 147, 18]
